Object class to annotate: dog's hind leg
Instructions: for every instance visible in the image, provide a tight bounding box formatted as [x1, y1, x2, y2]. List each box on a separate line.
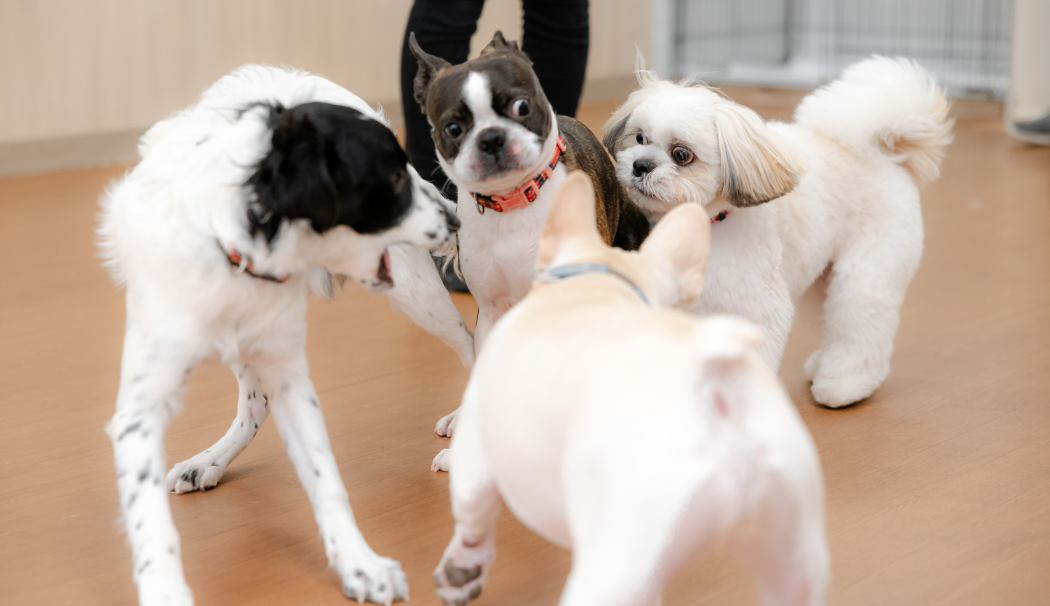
[731, 470, 830, 606]
[433, 387, 502, 604]
[107, 327, 198, 606]
[385, 243, 475, 368]
[805, 206, 923, 408]
[263, 359, 408, 605]
[166, 363, 268, 493]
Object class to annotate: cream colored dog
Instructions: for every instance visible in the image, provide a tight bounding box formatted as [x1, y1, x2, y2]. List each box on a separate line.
[432, 172, 829, 606]
[604, 56, 953, 408]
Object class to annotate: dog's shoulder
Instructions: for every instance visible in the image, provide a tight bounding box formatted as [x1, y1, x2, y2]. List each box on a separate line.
[557, 116, 649, 250]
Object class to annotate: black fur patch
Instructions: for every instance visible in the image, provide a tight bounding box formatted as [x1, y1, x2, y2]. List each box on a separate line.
[247, 102, 414, 243]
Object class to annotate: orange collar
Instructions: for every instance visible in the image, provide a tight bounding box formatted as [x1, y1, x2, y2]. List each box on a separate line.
[220, 241, 291, 283]
[471, 133, 567, 213]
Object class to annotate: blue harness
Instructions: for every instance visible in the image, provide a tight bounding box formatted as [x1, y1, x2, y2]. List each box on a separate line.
[535, 262, 651, 306]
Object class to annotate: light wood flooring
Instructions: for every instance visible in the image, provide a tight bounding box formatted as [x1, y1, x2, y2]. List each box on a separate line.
[1, 104, 1048, 605]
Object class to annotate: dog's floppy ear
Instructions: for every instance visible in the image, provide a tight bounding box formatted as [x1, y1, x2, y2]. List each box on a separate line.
[409, 32, 450, 113]
[639, 203, 711, 308]
[714, 102, 807, 207]
[537, 171, 602, 267]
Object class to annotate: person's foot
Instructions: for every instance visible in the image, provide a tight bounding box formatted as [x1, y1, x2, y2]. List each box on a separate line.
[1009, 112, 1050, 145]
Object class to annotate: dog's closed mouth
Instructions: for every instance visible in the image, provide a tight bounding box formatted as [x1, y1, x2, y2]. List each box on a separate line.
[377, 249, 393, 287]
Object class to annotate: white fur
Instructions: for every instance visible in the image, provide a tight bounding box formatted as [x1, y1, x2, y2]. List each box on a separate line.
[99, 64, 472, 606]
[430, 73, 565, 442]
[606, 56, 953, 407]
[433, 179, 830, 605]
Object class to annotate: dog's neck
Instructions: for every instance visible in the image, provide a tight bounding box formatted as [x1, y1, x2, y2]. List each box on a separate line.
[536, 262, 651, 306]
[705, 197, 734, 222]
[471, 130, 566, 213]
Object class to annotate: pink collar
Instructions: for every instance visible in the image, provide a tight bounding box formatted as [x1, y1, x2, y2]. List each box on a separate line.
[471, 133, 567, 213]
[220, 241, 291, 283]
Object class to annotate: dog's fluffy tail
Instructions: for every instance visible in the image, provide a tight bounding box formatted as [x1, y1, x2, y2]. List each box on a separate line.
[794, 56, 953, 186]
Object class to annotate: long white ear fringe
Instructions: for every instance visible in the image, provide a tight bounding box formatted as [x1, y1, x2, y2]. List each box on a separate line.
[693, 316, 764, 361]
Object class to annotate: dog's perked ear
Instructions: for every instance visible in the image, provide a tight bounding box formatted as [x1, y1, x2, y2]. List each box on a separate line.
[247, 102, 414, 243]
[479, 31, 532, 64]
[714, 103, 807, 207]
[538, 172, 603, 267]
[409, 32, 451, 112]
[639, 203, 711, 308]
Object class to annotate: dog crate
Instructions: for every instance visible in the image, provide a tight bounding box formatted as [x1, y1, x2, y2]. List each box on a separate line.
[663, 0, 1013, 99]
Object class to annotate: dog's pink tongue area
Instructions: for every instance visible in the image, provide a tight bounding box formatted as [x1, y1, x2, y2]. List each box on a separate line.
[378, 249, 393, 286]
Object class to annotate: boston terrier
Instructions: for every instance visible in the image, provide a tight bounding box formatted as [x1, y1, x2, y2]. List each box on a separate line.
[410, 31, 651, 450]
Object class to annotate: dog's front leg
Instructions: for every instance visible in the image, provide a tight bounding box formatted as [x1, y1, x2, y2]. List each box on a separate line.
[107, 329, 197, 606]
[385, 243, 475, 368]
[166, 363, 268, 493]
[432, 305, 501, 442]
[264, 360, 408, 605]
[433, 389, 501, 604]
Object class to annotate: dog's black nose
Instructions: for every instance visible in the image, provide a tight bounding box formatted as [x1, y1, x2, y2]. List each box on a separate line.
[633, 158, 657, 177]
[477, 128, 506, 156]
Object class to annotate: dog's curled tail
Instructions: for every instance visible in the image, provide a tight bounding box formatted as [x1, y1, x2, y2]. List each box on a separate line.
[794, 56, 954, 186]
[692, 316, 765, 421]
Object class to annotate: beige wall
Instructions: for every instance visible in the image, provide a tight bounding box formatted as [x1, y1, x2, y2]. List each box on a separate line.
[0, 0, 650, 148]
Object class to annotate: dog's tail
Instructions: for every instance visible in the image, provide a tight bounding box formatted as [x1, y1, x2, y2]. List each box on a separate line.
[691, 316, 765, 422]
[794, 56, 953, 186]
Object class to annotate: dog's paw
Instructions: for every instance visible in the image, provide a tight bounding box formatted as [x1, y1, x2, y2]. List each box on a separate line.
[810, 370, 880, 409]
[803, 351, 822, 382]
[166, 457, 224, 494]
[433, 533, 494, 606]
[338, 553, 409, 605]
[435, 410, 459, 438]
[431, 449, 451, 473]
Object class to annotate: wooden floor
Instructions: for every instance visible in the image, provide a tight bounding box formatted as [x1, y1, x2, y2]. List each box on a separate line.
[1, 104, 1048, 606]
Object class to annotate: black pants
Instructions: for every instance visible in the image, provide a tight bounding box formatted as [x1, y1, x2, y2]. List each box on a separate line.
[399, 0, 590, 197]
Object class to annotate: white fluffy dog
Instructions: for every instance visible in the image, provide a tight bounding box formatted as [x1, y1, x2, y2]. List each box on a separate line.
[604, 56, 953, 407]
[99, 65, 470, 605]
[433, 173, 829, 606]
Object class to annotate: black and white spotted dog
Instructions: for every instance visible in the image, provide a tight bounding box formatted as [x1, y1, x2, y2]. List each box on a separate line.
[99, 65, 468, 605]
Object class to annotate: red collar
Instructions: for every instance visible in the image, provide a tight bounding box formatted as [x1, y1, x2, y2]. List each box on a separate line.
[471, 133, 567, 213]
[710, 209, 730, 224]
[220, 242, 291, 283]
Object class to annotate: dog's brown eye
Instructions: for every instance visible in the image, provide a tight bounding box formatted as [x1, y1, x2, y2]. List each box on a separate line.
[510, 98, 530, 118]
[672, 146, 693, 165]
[445, 122, 463, 138]
[636, 133, 647, 145]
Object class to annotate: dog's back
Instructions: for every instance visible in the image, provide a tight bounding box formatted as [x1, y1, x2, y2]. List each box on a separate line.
[558, 115, 651, 251]
[435, 173, 829, 606]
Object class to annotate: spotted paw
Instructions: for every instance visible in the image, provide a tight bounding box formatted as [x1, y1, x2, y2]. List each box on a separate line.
[339, 554, 409, 605]
[166, 457, 224, 494]
[434, 409, 459, 438]
[433, 532, 494, 606]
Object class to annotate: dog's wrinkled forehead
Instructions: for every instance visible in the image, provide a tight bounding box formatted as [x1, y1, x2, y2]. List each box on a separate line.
[424, 53, 552, 156]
